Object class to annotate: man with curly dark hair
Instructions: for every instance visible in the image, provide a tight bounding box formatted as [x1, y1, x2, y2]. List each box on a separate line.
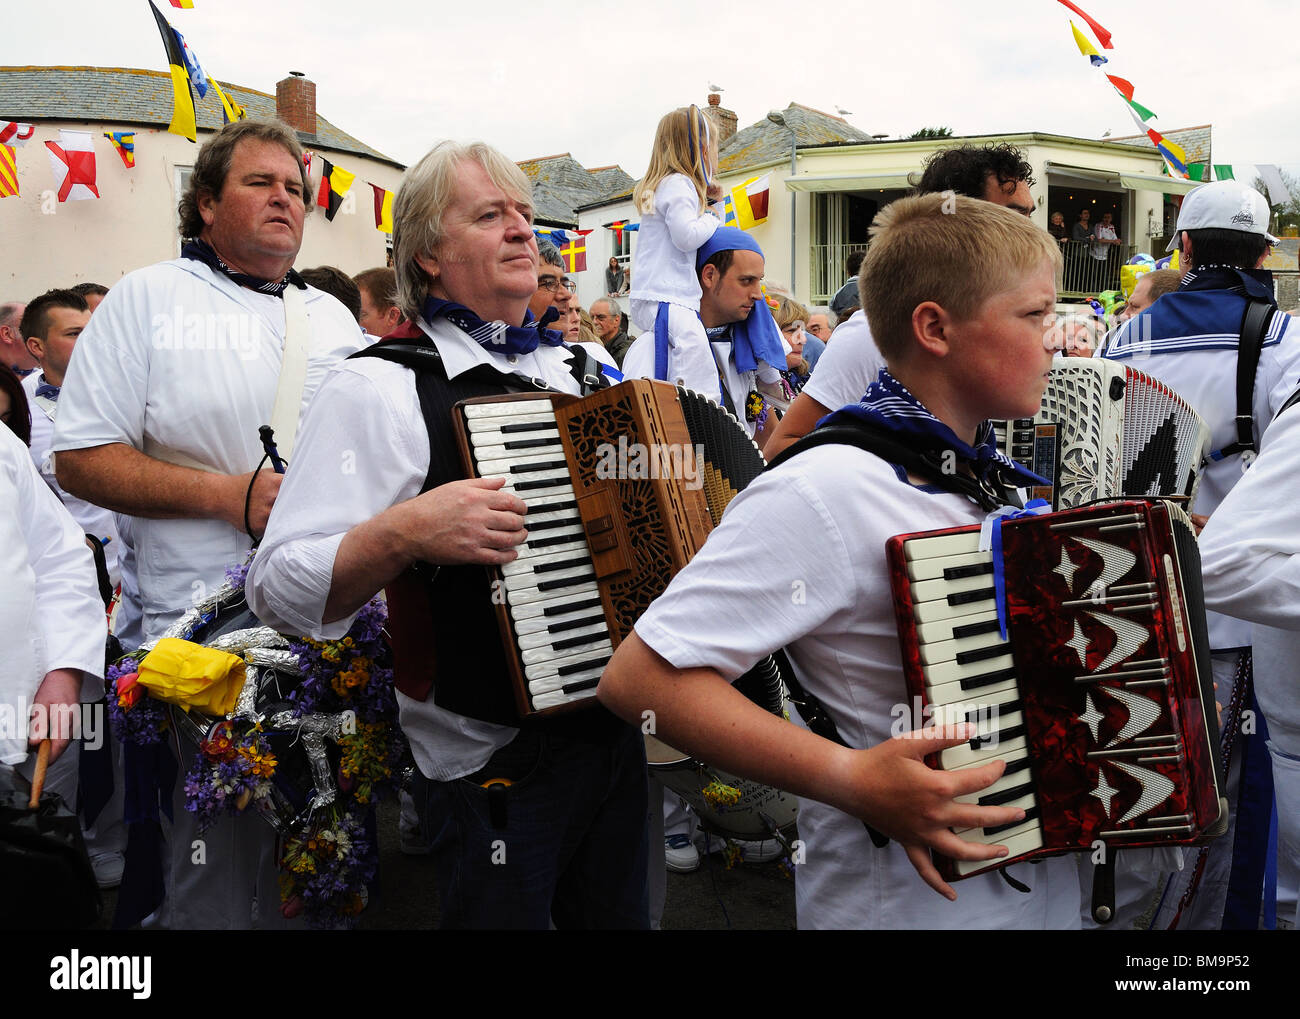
[915, 142, 1036, 215]
[766, 142, 1037, 457]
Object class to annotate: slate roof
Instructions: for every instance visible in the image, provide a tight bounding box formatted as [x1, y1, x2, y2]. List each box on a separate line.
[0, 66, 402, 167]
[1105, 124, 1212, 164]
[718, 102, 873, 174]
[516, 152, 634, 226]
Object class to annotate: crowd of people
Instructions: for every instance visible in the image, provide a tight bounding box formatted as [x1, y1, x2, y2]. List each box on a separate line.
[3, 112, 1297, 933]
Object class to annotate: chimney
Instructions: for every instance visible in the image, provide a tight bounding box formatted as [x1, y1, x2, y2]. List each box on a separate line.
[276, 71, 316, 137]
[704, 92, 738, 149]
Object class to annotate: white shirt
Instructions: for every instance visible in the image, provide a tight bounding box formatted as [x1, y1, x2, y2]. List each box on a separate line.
[22, 371, 121, 588]
[633, 443, 1081, 929]
[52, 258, 365, 642]
[801, 310, 885, 413]
[245, 316, 595, 782]
[1091, 222, 1117, 260]
[629, 174, 719, 309]
[0, 425, 106, 765]
[1104, 296, 1300, 649]
[1201, 401, 1300, 740]
[621, 333, 758, 437]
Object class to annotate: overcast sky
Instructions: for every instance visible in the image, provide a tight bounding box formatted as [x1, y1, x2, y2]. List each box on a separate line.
[5, 0, 1298, 181]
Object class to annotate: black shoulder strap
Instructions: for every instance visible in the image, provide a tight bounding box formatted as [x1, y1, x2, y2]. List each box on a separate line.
[351, 340, 556, 393]
[766, 421, 1022, 512]
[353, 339, 612, 397]
[1213, 298, 1275, 460]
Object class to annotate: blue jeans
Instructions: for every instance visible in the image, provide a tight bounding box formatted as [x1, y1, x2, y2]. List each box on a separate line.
[414, 721, 649, 929]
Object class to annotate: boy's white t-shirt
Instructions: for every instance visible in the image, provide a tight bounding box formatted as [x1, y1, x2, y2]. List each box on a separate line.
[634, 443, 1081, 929]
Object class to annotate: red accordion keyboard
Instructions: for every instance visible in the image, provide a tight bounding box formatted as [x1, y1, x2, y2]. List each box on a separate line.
[886, 500, 1228, 881]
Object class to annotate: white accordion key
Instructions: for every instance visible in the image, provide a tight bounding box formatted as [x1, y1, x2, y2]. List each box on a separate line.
[953, 828, 1045, 877]
[504, 577, 600, 606]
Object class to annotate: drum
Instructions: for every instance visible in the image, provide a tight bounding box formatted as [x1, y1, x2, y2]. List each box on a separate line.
[646, 653, 799, 842]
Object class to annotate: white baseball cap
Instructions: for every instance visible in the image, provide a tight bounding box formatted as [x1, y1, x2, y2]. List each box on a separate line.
[1166, 179, 1281, 251]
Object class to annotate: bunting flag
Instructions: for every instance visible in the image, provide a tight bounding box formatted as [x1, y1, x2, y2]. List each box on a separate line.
[559, 234, 587, 273]
[1106, 75, 1134, 100]
[0, 145, 17, 198]
[209, 79, 246, 124]
[372, 182, 393, 233]
[1214, 165, 1235, 181]
[608, 220, 640, 241]
[1056, 0, 1113, 48]
[730, 173, 771, 230]
[1188, 164, 1209, 182]
[1070, 21, 1107, 66]
[45, 130, 100, 201]
[148, 0, 197, 141]
[1148, 128, 1189, 178]
[0, 122, 35, 147]
[1124, 96, 1157, 122]
[169, 0, 195, 7]
[316, 157, 355, 220]
[103, 131, 136, 168]
[535, 226, 569, 244]
[721, 192, 738, 227]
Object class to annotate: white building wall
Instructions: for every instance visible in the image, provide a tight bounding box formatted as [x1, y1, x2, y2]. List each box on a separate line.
[0, 122, 403, 300]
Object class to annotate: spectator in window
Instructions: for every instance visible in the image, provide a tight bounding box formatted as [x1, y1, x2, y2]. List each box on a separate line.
[605, 256, 626, 297]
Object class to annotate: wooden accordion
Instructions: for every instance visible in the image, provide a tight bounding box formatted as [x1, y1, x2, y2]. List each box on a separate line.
[887, 500, 1228, 881]
[994, 359, 1211, 510]
[453, 379, 766, 718]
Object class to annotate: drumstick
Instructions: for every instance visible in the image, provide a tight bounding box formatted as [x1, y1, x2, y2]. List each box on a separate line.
[28, 739, 51, 809]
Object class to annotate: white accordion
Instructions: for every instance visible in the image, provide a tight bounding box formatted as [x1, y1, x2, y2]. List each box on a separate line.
[995, 359, 1211, 510]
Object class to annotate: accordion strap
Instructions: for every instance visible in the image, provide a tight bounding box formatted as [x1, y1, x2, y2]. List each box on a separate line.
[1211, 297, 1274, 461]
[765, 421, 1023, 512]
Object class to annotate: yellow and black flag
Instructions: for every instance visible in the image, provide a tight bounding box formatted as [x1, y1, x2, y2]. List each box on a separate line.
[148, 0, 197, 141]
[315, 157, 356, 221]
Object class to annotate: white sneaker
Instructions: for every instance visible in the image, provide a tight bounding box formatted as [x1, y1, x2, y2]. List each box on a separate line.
[664, 834, 701, 874]
[90, 851, 125, 889]
[736, 839, 783, 864]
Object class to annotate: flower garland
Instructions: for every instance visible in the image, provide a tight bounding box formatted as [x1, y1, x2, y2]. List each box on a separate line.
[106, 554, 404, 928]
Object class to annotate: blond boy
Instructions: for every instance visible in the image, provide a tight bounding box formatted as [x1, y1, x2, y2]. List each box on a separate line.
[599, 194, 1080, 929]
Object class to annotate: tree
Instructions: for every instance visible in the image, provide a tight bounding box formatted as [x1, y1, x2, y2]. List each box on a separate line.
[908, 126, 954, 140]
[1251, 169, 1300, 234]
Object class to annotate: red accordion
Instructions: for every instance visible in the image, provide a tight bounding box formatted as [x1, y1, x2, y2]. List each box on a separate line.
[887, 500, 1228, 881]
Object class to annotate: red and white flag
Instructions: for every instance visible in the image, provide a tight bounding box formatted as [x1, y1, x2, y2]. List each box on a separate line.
[0, 121, 35, 146]
[45, 129, 100, 201]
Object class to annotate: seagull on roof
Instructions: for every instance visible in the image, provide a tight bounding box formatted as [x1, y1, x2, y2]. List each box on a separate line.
[708, 83, 724, 93]
[835, 106, 853, 116]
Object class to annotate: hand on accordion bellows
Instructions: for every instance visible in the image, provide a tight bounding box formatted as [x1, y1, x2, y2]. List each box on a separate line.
[401, 477, 530, 566]
[853, 726, 1022, 901]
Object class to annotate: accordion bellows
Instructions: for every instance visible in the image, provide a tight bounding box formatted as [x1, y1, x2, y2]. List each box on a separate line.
[997, 359, 1211, 509]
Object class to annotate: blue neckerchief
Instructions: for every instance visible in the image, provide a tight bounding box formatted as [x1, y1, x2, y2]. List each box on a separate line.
[1180, 264, 1277, 306]
[423, 296, 565, 356]
[34, 378, 60, 401]
[181, 238, 305, 296]
[818, 367, 1050, 490]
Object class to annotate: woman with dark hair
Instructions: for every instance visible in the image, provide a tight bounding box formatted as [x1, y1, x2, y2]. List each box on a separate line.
[0, 363, 31, 446]
[605, 256, 625, 297]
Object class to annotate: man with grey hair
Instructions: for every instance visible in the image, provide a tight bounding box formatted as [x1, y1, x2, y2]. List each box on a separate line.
[246, 139, 643, 930]
[0, 301, 36, 376]
[51, 118, 364, 929]
[590, 295, 632, 365]
[528, 239, 575, 326]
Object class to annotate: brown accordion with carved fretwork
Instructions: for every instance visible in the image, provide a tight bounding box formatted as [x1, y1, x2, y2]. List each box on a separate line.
[453, 379, 766, 718]
[887, 499, 1229, 882]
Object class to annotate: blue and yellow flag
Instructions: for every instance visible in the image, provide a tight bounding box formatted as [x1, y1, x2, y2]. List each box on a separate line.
[148, 0, 197, 141]
[1070, 21, 1107, 66]
[104, 131, 136, 168]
